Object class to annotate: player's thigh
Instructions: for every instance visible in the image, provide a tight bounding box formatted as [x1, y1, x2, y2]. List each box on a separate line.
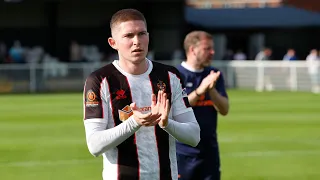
[177, 154, 204, 180]
[201, 151, 221, 180]
[202, 167, 220, 180]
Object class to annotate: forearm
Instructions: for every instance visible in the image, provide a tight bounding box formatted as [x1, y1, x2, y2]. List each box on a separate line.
[188, 89, 202, 106]
[209, 88, 229, 115]
[85, 116, 141, 157]
[163, 117, 200, 147]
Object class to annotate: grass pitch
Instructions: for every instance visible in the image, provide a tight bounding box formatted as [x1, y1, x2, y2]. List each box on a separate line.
[0, 90, 320, 180]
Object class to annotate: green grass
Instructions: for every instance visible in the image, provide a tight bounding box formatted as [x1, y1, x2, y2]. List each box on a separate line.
[1, 90, 320, 180]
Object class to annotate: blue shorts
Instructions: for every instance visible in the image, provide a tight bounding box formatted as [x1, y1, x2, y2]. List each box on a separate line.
[177, 153, 220, 180]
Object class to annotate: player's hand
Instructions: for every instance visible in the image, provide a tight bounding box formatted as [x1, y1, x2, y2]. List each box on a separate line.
[197, 70, 220, 94]
[208, 70, 220, 89]
[130, 102, 161, 127]
[156, 90, 170, 128]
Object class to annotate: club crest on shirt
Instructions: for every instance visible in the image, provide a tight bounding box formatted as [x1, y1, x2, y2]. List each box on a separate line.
[115, 89, 127, 100]
[157, 80, 166, 92]
[85, 89, 99, 107]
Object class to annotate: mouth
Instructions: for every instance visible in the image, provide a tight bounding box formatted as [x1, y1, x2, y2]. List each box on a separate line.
[132, 49, 143, 53]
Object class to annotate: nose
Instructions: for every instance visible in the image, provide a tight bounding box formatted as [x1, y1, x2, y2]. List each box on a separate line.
[210, 49, 215, 55]
[133, 35, 141, 46]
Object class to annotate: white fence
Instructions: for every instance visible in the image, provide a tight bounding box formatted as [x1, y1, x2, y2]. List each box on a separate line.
[0, 60, 318, 93]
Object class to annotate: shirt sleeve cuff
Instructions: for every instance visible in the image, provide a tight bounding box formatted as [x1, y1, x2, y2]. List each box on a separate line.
[128, 115, 141, 128]
[161, 119, 173, 129]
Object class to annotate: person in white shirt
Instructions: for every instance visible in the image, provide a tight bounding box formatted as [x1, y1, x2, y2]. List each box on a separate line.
[306, 49, 319, 93]
[233, 49, 247, 60]
[82, 8, 201, 180]
[255, 48, 274, 91]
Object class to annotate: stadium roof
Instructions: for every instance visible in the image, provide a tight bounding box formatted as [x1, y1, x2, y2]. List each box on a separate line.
[185, 6, 320, 28]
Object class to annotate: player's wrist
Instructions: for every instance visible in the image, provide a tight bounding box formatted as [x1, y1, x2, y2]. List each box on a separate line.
[130, 115, 142, 127]
[195, 88, 202, 96]
[194, 88, 201, 97]
[159, 118, 169, 129]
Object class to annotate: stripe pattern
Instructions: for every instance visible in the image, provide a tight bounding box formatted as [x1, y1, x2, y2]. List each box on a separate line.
[149, 67, 172, 180]
[107, 66, 139, 180]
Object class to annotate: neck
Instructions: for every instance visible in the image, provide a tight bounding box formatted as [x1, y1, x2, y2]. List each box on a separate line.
[185, 56, 203, 70]
[118, 58, 148, 75]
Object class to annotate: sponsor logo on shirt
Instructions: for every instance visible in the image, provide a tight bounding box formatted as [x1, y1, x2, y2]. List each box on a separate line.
[85, 89, 99, 107]
[116, 89, 127, 100]
[118, 105, 151, 121]
[194, 95, 214, 107]
[118, 105, 133, 121]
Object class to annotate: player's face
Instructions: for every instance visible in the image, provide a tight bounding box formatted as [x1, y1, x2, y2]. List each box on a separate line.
[109, 20, 149, 64]
[194, 39, 214, 67]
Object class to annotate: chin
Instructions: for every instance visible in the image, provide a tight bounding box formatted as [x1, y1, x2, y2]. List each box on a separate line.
[203, 62, 211, 67]
[205, 59, 213, 65]
[130, 57, 146, 64]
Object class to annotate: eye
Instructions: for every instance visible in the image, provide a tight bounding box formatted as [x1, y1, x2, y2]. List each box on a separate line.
[125, 34, 134, 38]
[206, 47, 212, 51]
[138, 32, 147, 36]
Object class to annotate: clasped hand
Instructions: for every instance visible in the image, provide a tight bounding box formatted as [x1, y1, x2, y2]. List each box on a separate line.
[130, 90, 170, 128]
[197, 70, 220, 95]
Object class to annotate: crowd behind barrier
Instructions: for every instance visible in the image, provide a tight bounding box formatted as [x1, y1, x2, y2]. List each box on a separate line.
[0, 60, 319, 94]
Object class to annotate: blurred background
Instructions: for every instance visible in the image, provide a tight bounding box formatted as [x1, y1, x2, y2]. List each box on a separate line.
[0, 0, 319, 93]
[0, 0, 320, 180]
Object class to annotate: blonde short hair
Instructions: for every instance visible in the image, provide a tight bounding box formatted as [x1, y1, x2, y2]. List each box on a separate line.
[184, 31, 212, 52]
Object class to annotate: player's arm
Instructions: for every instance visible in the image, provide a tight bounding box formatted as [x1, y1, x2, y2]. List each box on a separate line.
[162, 111, 200, 147]
[160, 71, 200, 147]
[83, 74, 141, 157]
[187, 89, 202, 106]
[208, 71, 229, 116]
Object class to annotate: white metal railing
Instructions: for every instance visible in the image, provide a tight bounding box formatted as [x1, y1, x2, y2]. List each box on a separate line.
[0, 60, 318, 93]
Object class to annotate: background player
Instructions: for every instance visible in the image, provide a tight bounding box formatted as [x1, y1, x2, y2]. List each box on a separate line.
[176, 31, 230, 180]
[82, 9, 200, 180]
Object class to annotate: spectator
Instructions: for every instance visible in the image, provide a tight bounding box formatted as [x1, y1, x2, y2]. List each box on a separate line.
[233, 49, 247, 60]
[9, 40, 25, 63]
[283, 48, 298, 61]
[255, 47, 272, 61]
[255, 47, 274, 91]
[306, 49, 319, 93]
[70, 40, 84, 62]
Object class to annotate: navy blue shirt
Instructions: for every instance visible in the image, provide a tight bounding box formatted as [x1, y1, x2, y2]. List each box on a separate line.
[176, 63, 228, 156]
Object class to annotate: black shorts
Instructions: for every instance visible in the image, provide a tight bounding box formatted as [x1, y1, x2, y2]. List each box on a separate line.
[177, 153, 220, 180]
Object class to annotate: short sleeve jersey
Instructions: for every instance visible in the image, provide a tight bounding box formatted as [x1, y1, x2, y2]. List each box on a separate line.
[176, 63, 228, 156]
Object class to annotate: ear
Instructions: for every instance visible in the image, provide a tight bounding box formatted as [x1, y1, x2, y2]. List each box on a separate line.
[190, 45, 196, 56]
[189, 45, 194, 53]
[108, 37, 117, 50]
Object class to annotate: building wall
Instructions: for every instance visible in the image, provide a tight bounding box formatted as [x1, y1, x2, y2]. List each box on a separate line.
[0, 1, 185, 61]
